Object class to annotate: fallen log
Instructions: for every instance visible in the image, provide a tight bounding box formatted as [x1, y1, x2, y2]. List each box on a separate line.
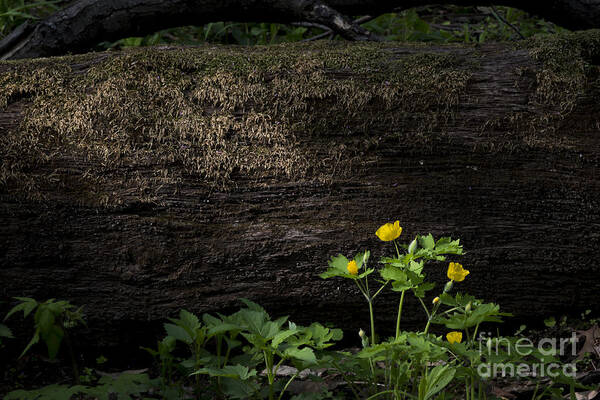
[1, 32, 600, 348]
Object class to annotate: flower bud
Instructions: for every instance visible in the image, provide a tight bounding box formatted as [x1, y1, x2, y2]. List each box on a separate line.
[444, 280, 453, 293]
[408, 238, 418, 254]
[465, 302, 472, 313]
[358, 329, 366, 338]
[432, 297, 440, 305]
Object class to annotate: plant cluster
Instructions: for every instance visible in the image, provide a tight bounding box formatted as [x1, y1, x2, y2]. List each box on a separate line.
[1, 222, 595, 399]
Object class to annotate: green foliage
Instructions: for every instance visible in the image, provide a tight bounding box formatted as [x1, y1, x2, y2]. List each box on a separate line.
[5, 384, 88, 400]
[85, 373, 156, 400]
[0, 0, 63, 37]
[5, 372, 155, 400]
[142, 299, 342, 399]
[4, 297, 85, 359]
[100, 7, 566, 49]
[319, 251, 373, 280]
[317, 224, 592, 399]
[418, 364, 456, 400]
[0, 322, 13, 346]
[433, 293, 511, 330]
[2, 227, 594, 399]
[0, 3, 567, 47]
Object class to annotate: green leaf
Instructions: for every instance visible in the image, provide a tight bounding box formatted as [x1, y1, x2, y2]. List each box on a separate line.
[357, 268, 375, 279]
[193, 364, 257, 380]
[35, 307, 56, 333]
[301, 323, 342, 349]
[380, 265, 407, 282]
[544, 317, 556, 327]
[419, 234, 435, 250]
[284, 347, 317, 364]
[5, 384, 88, 400]
[379, 257, 406, 267]
[434, 237, 463, 255]
[19, 330, 40, 358]
[423, 365, 456, 400]
[207, 322, 240, 336]
[164, 323, 193, 344]
[0, 323, 13, 339]
[272, 329, 298, 348]
[42, 325, 64, 359]
[433, 300, 510, 330]
[4, 298, 37, 321]
[319, 254, 350, 279]
[179, 309, 201, 331]
[239, 309, 268, 335]
[220, 377, 260, 399]
[92, 372, 153, 399]
[413, 282, 435, 298]
[353, 250, 370, 270]
[239, 298, 267, 314]
[408, 260, 424, 275]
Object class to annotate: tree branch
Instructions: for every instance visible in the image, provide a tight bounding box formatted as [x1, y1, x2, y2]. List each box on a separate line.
[1, 0, 600, 59]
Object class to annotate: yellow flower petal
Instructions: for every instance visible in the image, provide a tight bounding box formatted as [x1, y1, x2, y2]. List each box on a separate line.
[347, 260, 358, 275]
[375, 220, 402, 242]
[447, 262, 469, 282]
[432, 296, 440, 305]
[446, 331, 463, 344]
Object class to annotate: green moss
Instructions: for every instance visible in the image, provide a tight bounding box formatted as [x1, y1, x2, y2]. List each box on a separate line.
[0, 42, 471, 205]
[526, 30, 600, 105]
[515, 30, 600, 144]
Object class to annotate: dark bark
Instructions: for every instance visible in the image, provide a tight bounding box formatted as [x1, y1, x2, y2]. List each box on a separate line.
[1, 35, 600, 348]
[1, 0, 600, 60]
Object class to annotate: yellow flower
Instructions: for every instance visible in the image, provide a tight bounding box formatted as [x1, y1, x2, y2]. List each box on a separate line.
[375, 221, 402, 241]
[347, 260, 358, 275]
[446, 331, 463, 344]
[432, 297, 440, 305]
[447, 262, 469, 282]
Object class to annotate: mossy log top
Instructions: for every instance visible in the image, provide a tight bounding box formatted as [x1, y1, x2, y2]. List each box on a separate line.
[1, 32, 600, 348]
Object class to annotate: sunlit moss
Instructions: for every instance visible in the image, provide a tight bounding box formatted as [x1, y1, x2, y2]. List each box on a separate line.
[0, 42, 472, 205]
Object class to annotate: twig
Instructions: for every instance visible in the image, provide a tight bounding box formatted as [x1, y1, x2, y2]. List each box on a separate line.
[490, 5, 525, 40]
[301, 15, 375, 42]
[300, 1, 379, 42]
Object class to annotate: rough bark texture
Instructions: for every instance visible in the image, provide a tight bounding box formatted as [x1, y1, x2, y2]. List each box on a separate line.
[1, 32, 600, 348]
[2, 0, 600, 60]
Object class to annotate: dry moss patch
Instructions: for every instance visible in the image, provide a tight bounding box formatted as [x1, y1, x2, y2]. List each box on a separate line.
[1, 42, 472, 205]
[517, 30, 600, 142]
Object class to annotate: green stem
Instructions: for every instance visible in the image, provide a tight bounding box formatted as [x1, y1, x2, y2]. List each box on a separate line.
[355, 279, 369, 301]
[278, 372, 299, 400]
[424, 299, 442, 335]
[395, 290, 406, 340]
[368, 300, 376, 345]
[424, 319, 432, 335]
[263, 350, 274, 400]
[472, 323, 480, 344]
[465, 377, 470, 400]
[372, 281, 389, 300]
[416, 295, 431, 319]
